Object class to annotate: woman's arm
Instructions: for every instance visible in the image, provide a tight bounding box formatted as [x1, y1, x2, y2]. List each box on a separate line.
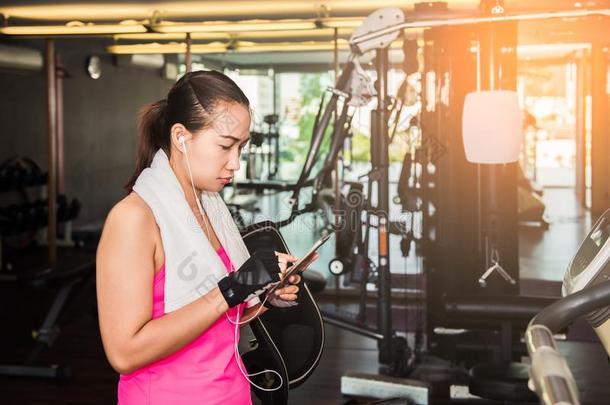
[96, 195, 229, 375]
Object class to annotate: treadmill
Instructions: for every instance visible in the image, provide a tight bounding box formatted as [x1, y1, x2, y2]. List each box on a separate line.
[526, 208, 610, 405]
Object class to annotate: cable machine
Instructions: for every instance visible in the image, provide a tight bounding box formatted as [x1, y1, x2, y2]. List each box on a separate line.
[322, 3, 610, 403]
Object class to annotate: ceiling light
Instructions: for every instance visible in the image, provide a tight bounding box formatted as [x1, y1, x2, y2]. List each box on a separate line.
[0, 1, 410, 21]
[106, 40, 357, 55]
[153, 19, 317, 34]
[0, 21, 147, 36]
[113, 28, 354, 41]
[318, 17, 364, 28]
[106, 42, 227, 55]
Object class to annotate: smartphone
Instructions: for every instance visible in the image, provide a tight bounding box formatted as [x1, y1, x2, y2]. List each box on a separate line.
[269, 232, 332, 293]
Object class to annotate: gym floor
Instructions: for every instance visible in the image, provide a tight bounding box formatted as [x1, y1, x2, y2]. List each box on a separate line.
[1, 187, 609, 404]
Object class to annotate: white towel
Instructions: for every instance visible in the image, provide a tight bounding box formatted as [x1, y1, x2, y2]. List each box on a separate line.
[133, 149, 258, 313]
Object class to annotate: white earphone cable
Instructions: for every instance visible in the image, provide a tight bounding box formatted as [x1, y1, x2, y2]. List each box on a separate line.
[227, 297, 284, 392]
[180, 137, 211, 239]
[181, 136, 283, 392]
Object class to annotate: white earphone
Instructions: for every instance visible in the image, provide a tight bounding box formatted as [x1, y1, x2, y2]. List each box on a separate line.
[178, 134, 206, 219]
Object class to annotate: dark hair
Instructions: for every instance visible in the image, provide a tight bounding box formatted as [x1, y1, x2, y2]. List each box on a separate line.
[124, 70, 250, 193]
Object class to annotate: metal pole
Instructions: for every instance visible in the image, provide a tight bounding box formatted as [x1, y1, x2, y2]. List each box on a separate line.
[373, 47, 393, 364]
[351, 9, 610, 47]
[272, 68, 277, 117]
[185, 33, 192, 72]
[333, 27, 342, 258]
[45, 39, 57, 264]
[487, 23, 498, 216]
[574, 53, 587, 207]
[482, 22, 499, 275]
[322, 311, 385, 341]
[590, 43, 610, 215]
[56, 54, 65, 195]
[476, 39, 483, 257]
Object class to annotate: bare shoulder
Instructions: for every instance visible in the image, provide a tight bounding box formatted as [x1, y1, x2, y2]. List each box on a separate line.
[97, 192, 158, 260]
[105, 193, 156, 235]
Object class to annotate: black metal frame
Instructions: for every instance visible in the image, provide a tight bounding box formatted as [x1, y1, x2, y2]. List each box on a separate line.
[420, 22, 520, 355]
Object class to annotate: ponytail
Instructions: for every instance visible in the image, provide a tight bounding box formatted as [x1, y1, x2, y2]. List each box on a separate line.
[124, 99, 168, 193]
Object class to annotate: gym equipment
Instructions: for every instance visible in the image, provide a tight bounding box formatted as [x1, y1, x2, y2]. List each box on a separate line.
[319, 4, 610, 403]
[414, 7, 520, 367]
[0, 196, 81, 235]
[562, 209, 610, 351]
[526, 208, 610, 404]
[517, 111, 549, 228]
[415, 13, 537, 402]
[234, 60, 358, 230]
[0, 153, 92, 381]
[232, 5, 609, 402]
[0, 245, 95, 381]
[226, 104, 338, 231]
[225, 195, 260, 230]
[462, 90, 522, 287]
[441, 294, 553, 402]
[341, 372, 430, 404]
[518, 184, 549, 229]
[329, 182, 366, 278]
[239, 221, 325, 405]
[227, 47, 374, 234]
[246, 114, 281, 181]
[0, 157, 47, 192]
[462, 90, 522, 164]
[394, 121, 425, 259]
[1, 194, 82, 270]
[0, 156, 81, 272]
[330, 4, 605, 403]
[231, 9, 427, 385]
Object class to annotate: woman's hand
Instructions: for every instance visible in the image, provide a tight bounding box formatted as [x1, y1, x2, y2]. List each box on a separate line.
[274, 251, 300, 301]
[263, 251, 320, 306]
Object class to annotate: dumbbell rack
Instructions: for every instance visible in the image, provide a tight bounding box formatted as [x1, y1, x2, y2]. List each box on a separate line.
[0, 157, 81, 274]
[0, 158, 47, 275]
[0, 157, 90, 381]
[34, 187, 80, 249]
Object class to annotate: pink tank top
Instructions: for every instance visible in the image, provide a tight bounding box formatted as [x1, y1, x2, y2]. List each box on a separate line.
[117, 246, 252, 405]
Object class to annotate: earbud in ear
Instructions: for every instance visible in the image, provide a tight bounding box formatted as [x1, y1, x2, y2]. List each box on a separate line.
[178, 135, 185, 145]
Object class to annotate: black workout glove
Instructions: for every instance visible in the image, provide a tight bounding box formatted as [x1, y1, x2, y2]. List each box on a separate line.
[217, 249, 281, 308]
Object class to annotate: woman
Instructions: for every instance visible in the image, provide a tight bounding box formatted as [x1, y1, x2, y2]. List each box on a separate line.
[96, 70, 306, 404]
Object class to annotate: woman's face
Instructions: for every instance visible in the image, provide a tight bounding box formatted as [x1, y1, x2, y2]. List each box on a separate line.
[185, 101, 250, 193]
